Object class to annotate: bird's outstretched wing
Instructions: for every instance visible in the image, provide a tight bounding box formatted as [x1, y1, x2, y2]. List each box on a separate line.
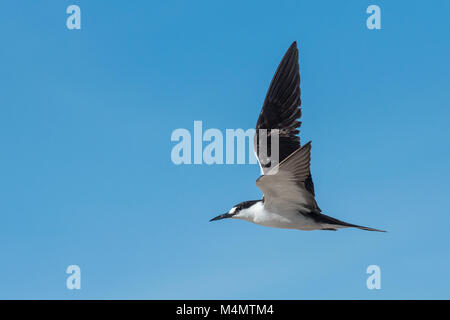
[254, 41, 316, 196]
[256, 142, 319, 213]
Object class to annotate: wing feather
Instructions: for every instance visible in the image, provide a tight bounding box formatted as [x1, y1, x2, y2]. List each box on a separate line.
[254, 41, 302, 172]
[256, 142, 318, 212]
[254, 42, 316, 197]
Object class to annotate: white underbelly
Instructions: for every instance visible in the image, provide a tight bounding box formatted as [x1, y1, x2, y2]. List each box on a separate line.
[252, 209, 322, 230]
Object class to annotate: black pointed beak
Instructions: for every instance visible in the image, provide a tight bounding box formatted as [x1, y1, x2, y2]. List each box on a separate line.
[209, 213, 233, 222]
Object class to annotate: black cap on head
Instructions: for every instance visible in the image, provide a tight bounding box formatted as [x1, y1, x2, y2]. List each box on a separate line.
[209, 200, 261, 222]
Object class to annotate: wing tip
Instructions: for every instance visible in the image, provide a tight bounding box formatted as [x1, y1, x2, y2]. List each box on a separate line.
[287, 41, 298, 56]
[302, 141, 312, 151]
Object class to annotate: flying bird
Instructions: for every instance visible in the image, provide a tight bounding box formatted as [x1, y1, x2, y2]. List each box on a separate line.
[210, 42, 385, 232]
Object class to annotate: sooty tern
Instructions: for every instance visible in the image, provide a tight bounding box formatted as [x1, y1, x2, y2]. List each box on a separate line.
[210, 42, 385, 232]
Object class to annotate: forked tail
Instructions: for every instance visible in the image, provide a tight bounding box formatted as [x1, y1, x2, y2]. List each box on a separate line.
[319, 213, 386, 232]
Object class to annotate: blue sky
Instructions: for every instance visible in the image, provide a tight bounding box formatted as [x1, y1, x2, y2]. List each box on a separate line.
[0, 0, 449, 299]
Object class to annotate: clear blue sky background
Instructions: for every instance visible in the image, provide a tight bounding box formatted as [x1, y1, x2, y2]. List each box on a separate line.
[0, 0, 449, 299]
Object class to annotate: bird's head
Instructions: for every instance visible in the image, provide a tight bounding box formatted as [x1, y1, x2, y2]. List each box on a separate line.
[209, 200, 261, 222]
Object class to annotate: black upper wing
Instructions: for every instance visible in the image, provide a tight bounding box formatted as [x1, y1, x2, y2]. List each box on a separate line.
[254, 41, 316, 196]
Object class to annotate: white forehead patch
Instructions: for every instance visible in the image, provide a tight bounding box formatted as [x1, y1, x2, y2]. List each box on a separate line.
[229, 207, 237, 214]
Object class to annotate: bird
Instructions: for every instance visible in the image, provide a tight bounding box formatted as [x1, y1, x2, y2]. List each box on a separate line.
[209, 41, 385, 232]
